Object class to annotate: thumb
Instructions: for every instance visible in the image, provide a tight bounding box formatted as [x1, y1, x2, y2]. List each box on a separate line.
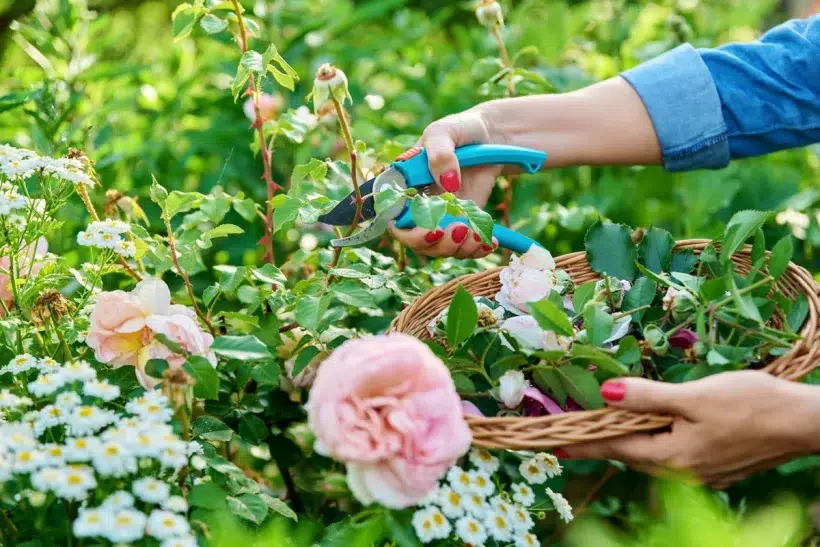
[600, 377, 694, 417]
[421, 124, 461, 194]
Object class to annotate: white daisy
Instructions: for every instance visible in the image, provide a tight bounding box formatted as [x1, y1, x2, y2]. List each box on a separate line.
[133, 477, 171, 504]
[160, 536, 198, 547]
[487, 510, 514, 542]
[0, 389, 29, 409]
[446, 465, 473, 494]
[162, 495, 188, 513]
[437, 486, 465, 519]
[82, 379, 120, 402]
[114, 240, 136, 258]
[35, 405, 66, 435]
[41, 443, 66, 466]
[77, 231, 95, 246]
[55, 391, 82, 410]
[5, 424, 37, 450]
[126, 393, 173, 423]
[146, 509, 190, 540]
[411, 506, 449, 543]
[515, 532, 540, 547]
[28, 372, 67, 397]
[186, 440, 204, 457]
[468, 447, 500, 474]
[37, 357, 61, 372]
[158, 444, 188, 471]
[511, 505, 534, 531]
[519, 457, 547, 484]
[546, 487, 573, 523]
[536, 452, 562, 479]
[5, 354, 37, 374]
[62, 360, 97, 383]
[91, 441, 137, 477]
[54, 465, 97, 501]
[64, 436, 98, 462]
[462, 492, 489, 518]
[67, 405, 118, 436]
[12, 448, 44, 473]
[104, 509, 148, 543]
[102, 490, 136, 511]
[31, 466, 63, 491]
[489, 496, 514, 519]
[6, 214, 25, 230]
[512, 482, 535, 506]
[468, 470, 495, 497]
[428, 507, 451, 540]
[73, 507, 114, 538]
[454, 516, 488, 545]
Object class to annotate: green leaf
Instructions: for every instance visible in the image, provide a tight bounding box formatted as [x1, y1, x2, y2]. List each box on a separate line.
[204, 224, 244, 240]
[227, 494, 268, 525]
[200, 13, 228, 34]
[211, 335, 271, 360]
[384, 513, 422, 547]
[787, 294, 809, 332]
[728, 275, 762, 323]
[294, 295, 331, 332]
[268, 66, 295, 90]
[671, 249, 697, 273]
[458, 199, 494, 244]
[271, 195, 303, 231]
[572, 282, 597, 313]
[251, 360, 281, 388]
[291, 159, 326, 184]
[193, 416, 233, 442]
[292, 346, 321, 378]
[751, 228, 766, 265]
[721, 210, 771, 264]
[233, 198, 258, 221]
[240, 50, 264, 72]
[259, 494, 298, 521]
[571, 344, 628, 375]
[374, 183, 405, 215]
[556, 365, 603, 409]
[165, 191, 203, 218]
[639, 227, 675, 274]
[585, 222, 638, 281]
[252, 264, 287, 287]
[189, 483, 228, 510]
[446, 285, 478, 347]
[532, 367, 567, 406]
[622, 278, 657, 321]
[616, 336, 641, 365]
[320, 516, 387, 547]
[583, 305, 614, 347]
[528, 298, 574, 337]
[768, 235, 793, 279]
[409, 195, 447, 231]
[707, 345, 752, 366]
[239, 414, 269, 444]
[332, 280, 376, 308]
[172, 3, 196, 41]
[184, 356, 220, 400]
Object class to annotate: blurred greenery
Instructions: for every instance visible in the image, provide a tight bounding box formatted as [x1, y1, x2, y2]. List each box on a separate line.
[1, 0, 818, 544]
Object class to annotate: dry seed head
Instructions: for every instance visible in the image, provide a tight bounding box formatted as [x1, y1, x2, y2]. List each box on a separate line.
[477, 308, 499, 327]
[31, 289, 70, 325]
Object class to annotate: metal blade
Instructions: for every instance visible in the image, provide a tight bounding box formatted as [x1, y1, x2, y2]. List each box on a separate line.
[330, 214, 391, 247]
[317, 178, 376, 226]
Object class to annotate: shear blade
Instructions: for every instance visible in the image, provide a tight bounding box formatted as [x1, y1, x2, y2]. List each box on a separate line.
[317, 179, 377, 226]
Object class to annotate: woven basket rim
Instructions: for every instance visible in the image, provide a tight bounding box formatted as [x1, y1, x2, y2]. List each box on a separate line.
[389, 239, 820, 450]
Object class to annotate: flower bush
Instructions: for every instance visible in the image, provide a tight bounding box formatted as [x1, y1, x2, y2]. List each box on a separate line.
[0, 0, 817, 545]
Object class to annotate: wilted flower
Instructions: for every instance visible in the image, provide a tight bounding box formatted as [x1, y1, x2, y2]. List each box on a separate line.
[496, 246, 558, 315]
[309, 63, 351, 113]
[669, 328, 699, 350]
[475, 0, 504, 29]
[521, 386, 564, 416]
[662, 286, 698, 320]
[31, 289, 70, 325]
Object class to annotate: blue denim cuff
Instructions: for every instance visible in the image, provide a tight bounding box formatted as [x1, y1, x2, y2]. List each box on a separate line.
[621, 44, 730, 172]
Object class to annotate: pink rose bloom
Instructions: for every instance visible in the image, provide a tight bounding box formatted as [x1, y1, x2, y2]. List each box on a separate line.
[307, 333, 471, 509]
[495, 246, 557, 315]
[243, 93, 283, 124]
[86, 277, 215, 389]
[0, 237, 49, 314]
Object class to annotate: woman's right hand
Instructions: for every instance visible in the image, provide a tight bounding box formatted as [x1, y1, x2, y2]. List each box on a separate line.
[387, 106, 505, 259]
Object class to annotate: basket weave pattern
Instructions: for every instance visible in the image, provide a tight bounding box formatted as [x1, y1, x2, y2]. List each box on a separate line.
[390, 240, 820, 450]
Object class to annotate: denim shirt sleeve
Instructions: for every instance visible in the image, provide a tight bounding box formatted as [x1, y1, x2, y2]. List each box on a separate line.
[620, 15, 820, 172]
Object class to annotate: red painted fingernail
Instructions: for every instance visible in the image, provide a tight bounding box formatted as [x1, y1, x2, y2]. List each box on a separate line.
[493, 241, 498, 248]
[452, 225, 468, 243]
[601, 381, 626, 402]
[481, 244, 492, 252]
[554, 448, 570, 459]
[424, 230, 444, 243]
[473, 233, 481, 242]
[440, 171, 460, 193]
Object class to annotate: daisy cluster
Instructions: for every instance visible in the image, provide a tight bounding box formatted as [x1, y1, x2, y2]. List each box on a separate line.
[76, 219, 136, 258]
[0, 144, 95, 187]
[0, 353, 201, 545]
[412, 448, 549, 546]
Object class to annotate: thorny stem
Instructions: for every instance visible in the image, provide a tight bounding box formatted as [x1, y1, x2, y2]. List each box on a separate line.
[612, 304, 650, 320]
[230, 0, 282, 265]
[328, 96, 362, 272]
[397, 242, 407, 272]
[163, 213, 217, 337]
[490, 23, 515, 263]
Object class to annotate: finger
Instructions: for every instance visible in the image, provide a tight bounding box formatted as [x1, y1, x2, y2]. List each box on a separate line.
[600, 377, 696, 418]
[561, 431, 674, 466]
[422, 222, 471, 257]
[387, 223, 444, 255]
[453, 229, 482, 259]
[421, 125, 461, 194]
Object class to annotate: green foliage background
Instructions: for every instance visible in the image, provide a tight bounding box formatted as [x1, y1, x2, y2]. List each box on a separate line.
[1, 0, 819, 544]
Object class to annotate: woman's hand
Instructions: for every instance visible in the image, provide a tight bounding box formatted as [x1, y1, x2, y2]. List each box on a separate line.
[559, 371, 820, 489]
[387, 107, 505, 259]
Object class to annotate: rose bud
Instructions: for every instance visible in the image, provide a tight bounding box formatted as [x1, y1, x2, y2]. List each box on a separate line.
[669, 328, 699, 350]
[644, 324, 669, 356]
[475, 0, 504, 29]
[310, 63, 351, 113]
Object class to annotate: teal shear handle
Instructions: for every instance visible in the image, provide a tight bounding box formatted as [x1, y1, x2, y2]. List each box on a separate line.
[391, 144, 546, 253]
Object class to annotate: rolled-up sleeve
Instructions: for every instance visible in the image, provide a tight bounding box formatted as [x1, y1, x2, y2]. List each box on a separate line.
[620, 15, 820, 172]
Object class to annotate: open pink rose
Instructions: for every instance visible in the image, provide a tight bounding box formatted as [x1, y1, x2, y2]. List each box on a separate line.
[307, 333, 471, 509]
[0, 237, 49, 314]
[243, 93, 283, 124]
[86, 277, 215, 389]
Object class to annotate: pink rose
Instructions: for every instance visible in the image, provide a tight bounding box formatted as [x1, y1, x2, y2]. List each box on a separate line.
[0, 237, 49, 314]
[307, 333, 471, 509]
[495, 246, 557, 315]
[86, 277, 214, 389]
[243, 93, 283, 124]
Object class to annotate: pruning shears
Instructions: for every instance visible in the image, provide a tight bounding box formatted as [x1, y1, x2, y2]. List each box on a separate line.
[317, 144, 547, 253]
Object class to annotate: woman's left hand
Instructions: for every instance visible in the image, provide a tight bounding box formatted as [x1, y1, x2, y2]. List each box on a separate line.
[559, 371, 820, 489]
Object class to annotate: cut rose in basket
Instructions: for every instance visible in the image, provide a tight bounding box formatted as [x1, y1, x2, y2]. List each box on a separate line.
[420, 211, 808, 418]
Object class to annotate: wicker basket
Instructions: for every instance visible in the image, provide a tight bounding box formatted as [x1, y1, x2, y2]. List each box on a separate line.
[390, 239, 820, 450]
